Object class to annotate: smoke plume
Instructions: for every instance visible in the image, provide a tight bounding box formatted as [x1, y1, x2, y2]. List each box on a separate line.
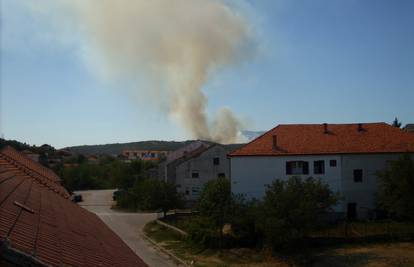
[51, 0, 252, 143]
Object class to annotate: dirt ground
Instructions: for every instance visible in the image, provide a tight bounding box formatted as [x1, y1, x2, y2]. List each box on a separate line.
[312, 242, 414, 267]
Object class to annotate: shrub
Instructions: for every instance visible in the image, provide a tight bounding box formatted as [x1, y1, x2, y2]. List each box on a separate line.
[193, 177, 233, 248]
[260, 176, 338, 248]
[229, 195, 263, 247]
[117, 178, 183, 212]
[377, 155, 414, 220]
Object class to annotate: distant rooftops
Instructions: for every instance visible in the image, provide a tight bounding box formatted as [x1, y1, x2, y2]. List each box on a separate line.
[229, 123, 414, 157]
[404, 124, 414, 133]
[165, 140, 209, 164]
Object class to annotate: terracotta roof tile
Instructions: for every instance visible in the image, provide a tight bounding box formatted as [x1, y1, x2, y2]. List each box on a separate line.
[0, 146, 147, 267]
[230, 123, 414, 157]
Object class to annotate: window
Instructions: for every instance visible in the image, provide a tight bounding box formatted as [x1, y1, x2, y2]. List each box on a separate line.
[213, 157, 220, 165]
[218, 173, 225, 178]
[314, 160, 325, 174]
[286, 161, 309, 175]
[192, 187, 200, 196]
[191, 172, 199, 178]
[353, 169, 363, 182]
[185, 188, 190, 195]
[329, 160, 337, 167]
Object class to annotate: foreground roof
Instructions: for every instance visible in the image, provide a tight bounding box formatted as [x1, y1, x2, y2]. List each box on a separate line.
[229, 123, 414, 157]
[0, 146, 146, 267]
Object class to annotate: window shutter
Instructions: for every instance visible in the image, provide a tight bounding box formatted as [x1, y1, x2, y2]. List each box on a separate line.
[286, 162, 292, 175]
[303, 161, 309, 174]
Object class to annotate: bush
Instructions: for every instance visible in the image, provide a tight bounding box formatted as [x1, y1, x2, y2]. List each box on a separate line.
[229, 196, 263, 247]
[56, 158, 157, 192]
[190, 177, 233, 248]
[377, 155, 414, 220]
[117, 178, 183, 212]
[260, 176, 338, 248]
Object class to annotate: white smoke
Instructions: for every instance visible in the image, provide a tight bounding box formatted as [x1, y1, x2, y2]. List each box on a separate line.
[31, 0, 254, 143]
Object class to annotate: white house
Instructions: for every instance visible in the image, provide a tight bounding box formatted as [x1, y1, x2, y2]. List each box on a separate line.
[229, 123, 414, 220]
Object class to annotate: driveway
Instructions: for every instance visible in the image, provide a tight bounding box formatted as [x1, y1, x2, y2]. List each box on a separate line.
[75, 189, 178, 267]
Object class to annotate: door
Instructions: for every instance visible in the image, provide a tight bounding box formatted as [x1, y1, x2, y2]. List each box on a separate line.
[347, 203, 357, 220]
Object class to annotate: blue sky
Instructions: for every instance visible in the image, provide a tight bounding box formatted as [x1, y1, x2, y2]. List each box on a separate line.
[1, 0, 413, 148]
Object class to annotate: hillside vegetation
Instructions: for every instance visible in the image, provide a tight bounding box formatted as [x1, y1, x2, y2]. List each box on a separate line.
[65, 140, 244, 155]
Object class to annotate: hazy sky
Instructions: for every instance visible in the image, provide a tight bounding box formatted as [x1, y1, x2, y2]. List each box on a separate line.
[1, 0, 413, 148]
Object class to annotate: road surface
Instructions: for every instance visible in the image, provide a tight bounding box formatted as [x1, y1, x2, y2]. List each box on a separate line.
[76, 189, 178, 267]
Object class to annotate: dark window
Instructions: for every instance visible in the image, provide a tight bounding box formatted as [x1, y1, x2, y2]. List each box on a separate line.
[151, 153, 155, 157]
[329, 160, 337, 167]
[213, 157, 220, 165]
[218, 173, 225, 178]
[347, 203, 357, 220]
[353, 169, 363, 182]
[185, 188, 190, 195]
[192, 172, 199, 178]
[286, 161, 309, 175]
[314, 160, 325, 174]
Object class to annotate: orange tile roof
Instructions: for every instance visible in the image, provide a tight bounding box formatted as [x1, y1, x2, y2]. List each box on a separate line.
[0, 146, 146, 267]
[229, 123, 414, 157]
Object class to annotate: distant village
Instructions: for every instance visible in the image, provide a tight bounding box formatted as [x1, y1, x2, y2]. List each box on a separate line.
[1, 121, 414, 266]
[8, 122, 414, 220]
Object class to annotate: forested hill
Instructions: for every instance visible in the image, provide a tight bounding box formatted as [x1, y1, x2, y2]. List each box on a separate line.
[65, 140, 245, 155]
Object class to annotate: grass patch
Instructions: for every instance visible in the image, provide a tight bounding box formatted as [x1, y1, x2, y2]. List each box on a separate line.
[144, 221, 274, 267]
[144, 221, 414, 267]
[161, 214, 199, 233]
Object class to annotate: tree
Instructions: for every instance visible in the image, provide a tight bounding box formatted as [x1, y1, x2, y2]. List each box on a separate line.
[377, 155, 414, 220]
[229, 195, 263, 247]
[158, 181, 183, 217]
[261, 176, 338, 248]
[117, 178, 182, 213]
[196, 177, 232, 248]
[392, 117, 402, 128]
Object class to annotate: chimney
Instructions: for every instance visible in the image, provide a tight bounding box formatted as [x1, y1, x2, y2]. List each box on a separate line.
[272, 135, 278, 150]
[323, 123, 328, 134]
[358, 123, 363, 132]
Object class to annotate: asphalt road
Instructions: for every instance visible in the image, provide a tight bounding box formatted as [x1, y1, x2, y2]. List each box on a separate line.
[76, 189, 178, 267]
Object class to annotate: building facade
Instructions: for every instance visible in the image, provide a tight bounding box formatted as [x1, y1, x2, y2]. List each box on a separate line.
[122, 150, 169, 161]
[159, 142, 230, 201]
[229, 123, 414, 220]
[175, 145, 229, 201]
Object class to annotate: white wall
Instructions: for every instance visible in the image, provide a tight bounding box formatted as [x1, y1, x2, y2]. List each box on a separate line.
[340, 153, 405, 218]
[231, 155, 342, 204]
[230, 153, 413, 218]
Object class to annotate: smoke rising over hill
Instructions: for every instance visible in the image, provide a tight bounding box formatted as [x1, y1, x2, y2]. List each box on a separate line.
[37, 0, 254, 143]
